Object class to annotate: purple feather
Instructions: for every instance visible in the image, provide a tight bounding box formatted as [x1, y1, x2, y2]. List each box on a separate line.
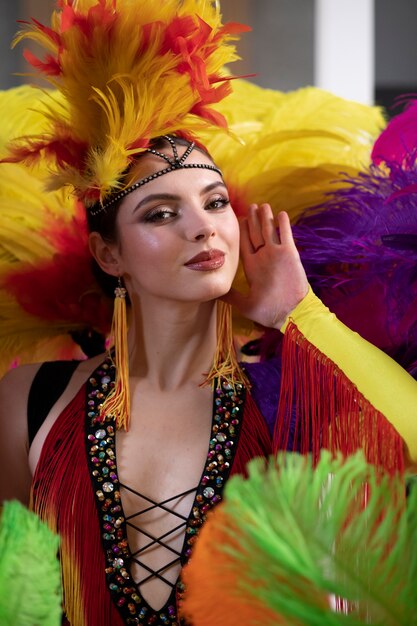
[290, 160, 417, 373]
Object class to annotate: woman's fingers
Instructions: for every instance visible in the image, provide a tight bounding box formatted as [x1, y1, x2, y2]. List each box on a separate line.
[246, 203, 281, 252]
[239, 217, 253, 258]
[231, 207, 308, 328]
[259, 203, 280, 244]
[243, 203, 294, 260]
[276, 210, 295, 247]
[247, 204, 265, 252]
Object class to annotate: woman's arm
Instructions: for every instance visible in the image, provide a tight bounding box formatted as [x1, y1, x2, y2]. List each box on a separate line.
[0, 364, 40, 505]
[281, 288, 417, 468]
[226, 205, 417, 469]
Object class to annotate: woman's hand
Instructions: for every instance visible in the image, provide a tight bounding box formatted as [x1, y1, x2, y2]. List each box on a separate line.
[223, 204, 309, 329]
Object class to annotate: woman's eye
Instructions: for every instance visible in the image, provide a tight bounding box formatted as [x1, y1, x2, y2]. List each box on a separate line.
[143, 209, 176, 223]
[206, 197, 230, 211]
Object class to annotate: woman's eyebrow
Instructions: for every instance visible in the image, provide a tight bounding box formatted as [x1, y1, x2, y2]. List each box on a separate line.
[133, 193, 180, 212]
[133, 181, 227, 213]
[200, 181, 227, 195]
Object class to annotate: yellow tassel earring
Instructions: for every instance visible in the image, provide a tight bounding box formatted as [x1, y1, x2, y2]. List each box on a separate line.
[99, 277, 130, 430]
[205, 300, 250, 390]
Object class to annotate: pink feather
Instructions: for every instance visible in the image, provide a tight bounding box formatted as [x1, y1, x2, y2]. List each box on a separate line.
[372, 99, 417, 167]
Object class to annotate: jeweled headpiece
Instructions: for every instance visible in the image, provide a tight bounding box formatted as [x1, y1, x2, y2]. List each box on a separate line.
[91, 135, 223, 215]
[4, 0, 249, 208]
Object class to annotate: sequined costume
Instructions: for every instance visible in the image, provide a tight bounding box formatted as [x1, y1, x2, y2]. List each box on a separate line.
[1, 3, 416, 626]
[30, 289, 417, 626]
[31, 360, 272, 626]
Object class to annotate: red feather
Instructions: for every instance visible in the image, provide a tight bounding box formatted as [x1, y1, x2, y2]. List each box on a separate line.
[3, 206, 111, 333]
[23, 48, 62, 76]
[60, 0, 116, 42]
[162, 15, 241, 110]
[17, 18, 62, 47]
[216, 22, 252, 36]
[191, 103, 228, 128]
[1, 135, 88, 171]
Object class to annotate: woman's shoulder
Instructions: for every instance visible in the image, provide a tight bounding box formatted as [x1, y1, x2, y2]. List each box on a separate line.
[26, 354, 106, 424]
[0, 364, 44, 504]
[0, 362, 43, 409]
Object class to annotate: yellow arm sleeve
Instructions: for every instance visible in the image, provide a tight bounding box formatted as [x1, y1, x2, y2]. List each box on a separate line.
[281, 286, 417, 467]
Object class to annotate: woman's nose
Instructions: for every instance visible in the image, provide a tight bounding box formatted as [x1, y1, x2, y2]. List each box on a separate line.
[186, 211, 216, 241]
[194, 224, 215, 241]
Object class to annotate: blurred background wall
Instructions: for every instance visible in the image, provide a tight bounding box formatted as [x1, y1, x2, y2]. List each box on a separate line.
[1, 0, 416, 113]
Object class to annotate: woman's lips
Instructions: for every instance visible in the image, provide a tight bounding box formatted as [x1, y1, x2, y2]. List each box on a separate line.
[184, 249, 225, 271]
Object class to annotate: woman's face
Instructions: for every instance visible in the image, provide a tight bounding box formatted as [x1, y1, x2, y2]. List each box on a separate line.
[111, 146, 240, 305]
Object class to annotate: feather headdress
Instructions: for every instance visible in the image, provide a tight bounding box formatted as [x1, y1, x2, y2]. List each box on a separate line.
[4, 0, 249, 205]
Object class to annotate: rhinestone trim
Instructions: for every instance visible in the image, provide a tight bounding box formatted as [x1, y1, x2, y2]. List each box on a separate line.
[86, 356, 245, 625]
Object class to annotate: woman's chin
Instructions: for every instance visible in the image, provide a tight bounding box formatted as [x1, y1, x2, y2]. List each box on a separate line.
[198, 279, 234, 303]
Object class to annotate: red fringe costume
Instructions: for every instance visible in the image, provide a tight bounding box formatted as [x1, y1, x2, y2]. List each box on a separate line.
[30, 288, 413, 626]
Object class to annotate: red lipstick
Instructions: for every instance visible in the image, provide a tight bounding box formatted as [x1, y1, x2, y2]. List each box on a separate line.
[184, 249, 225, 271]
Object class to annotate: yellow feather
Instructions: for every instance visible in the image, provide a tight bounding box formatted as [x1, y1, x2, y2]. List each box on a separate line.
[0, 87, 91, 373]
[199, 79, 386, 334]
[203, 80, 385, 223]
[8, 0, 244, 205]
[0, 86, 62, 158]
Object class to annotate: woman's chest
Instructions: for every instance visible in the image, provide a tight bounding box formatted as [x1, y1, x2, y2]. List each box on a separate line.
[115, 384, 214, 506]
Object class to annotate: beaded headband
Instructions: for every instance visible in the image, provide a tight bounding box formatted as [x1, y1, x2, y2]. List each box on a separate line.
[90, 136, 223, 216]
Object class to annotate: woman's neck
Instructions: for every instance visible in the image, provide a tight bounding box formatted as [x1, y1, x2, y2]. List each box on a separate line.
[126, 296, 218, 390]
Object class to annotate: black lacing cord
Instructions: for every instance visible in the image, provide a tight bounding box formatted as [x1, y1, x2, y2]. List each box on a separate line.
[119, 482, 198, 589]
[129, 520, 187, 556]
[121, 483, 197, 519]
[131, 556, 183, 588]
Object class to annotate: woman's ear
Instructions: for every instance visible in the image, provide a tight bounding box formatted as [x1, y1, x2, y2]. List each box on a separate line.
[89, 232, 121, 277]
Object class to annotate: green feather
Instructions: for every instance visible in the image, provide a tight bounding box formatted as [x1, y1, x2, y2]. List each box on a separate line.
[220, 452, 417, 625]
[0, 501, 62, 626]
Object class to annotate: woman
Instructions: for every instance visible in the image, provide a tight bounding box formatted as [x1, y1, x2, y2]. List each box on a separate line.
[0, 1, 416, 625]
[1, 133, 417, 626]
[0, 132, 308, 618]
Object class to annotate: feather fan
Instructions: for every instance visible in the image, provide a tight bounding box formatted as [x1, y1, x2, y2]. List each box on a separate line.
[182, 451, 417, 626]
[0, 87, 112, 375]
[0, 500, 62, 626]
[292, 159, 417, 373]
[204, 79, 385, 222]
[372, 97, 417, 167]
